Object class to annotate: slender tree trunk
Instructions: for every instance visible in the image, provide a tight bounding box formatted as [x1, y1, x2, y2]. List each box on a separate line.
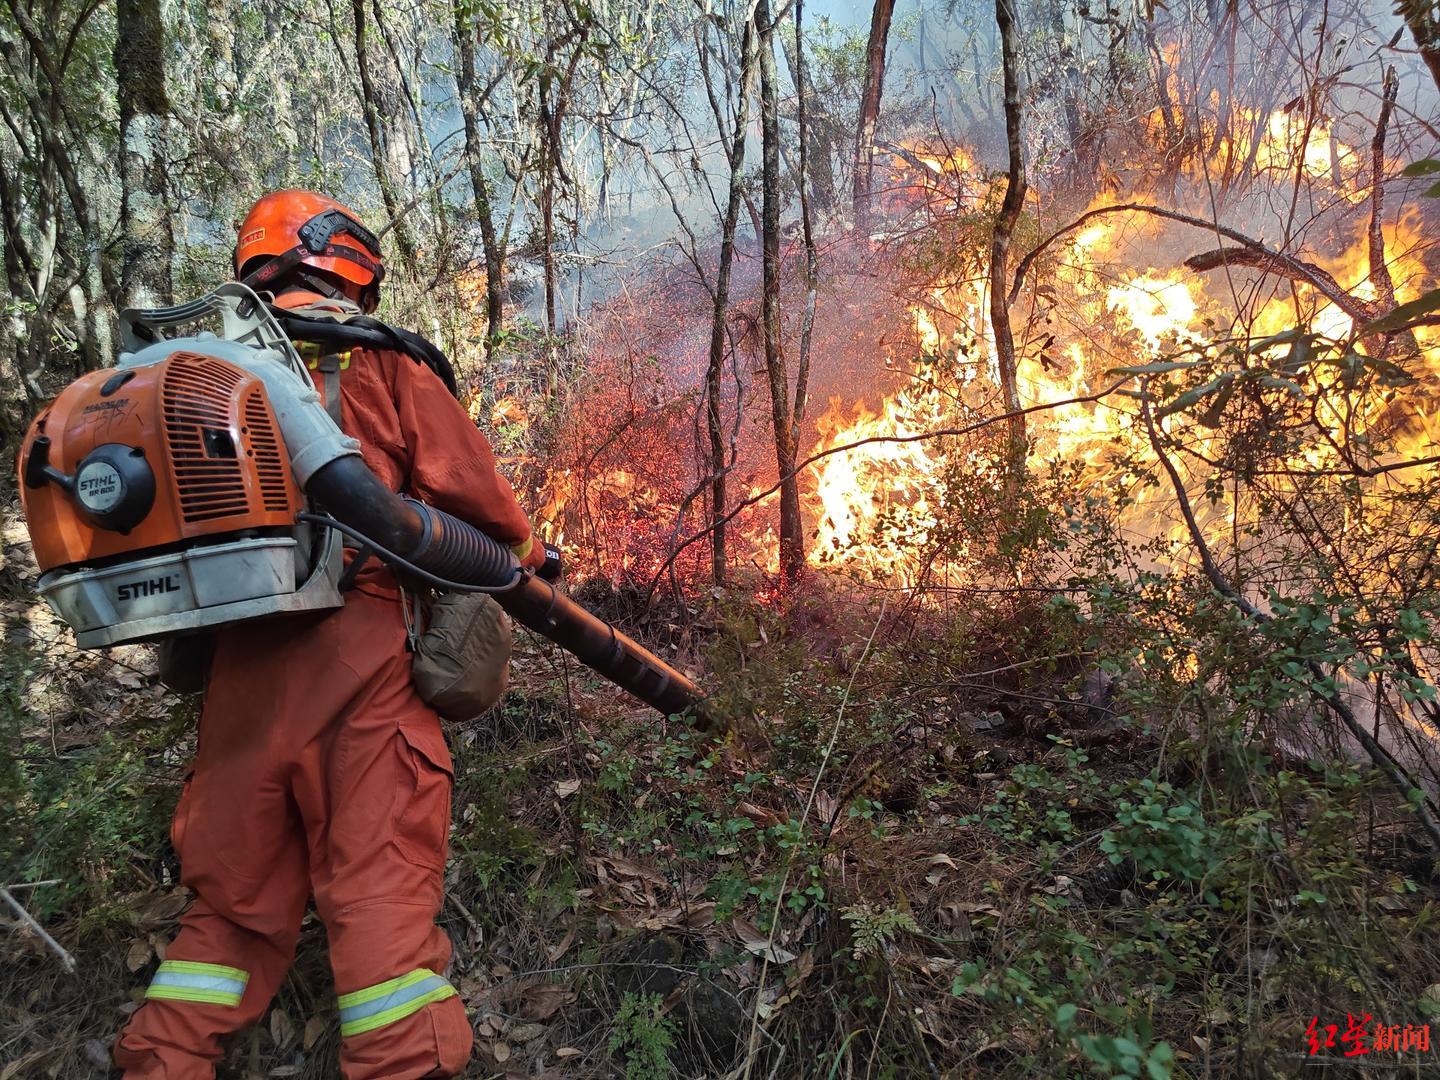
[1047, 0, 1086, 182]
[452, 3, 505, 362]
[535, 27, 586, 389]
[792, 0, 817, 437]
[115, 0, 173, 309]
[265, 5, 300, 157]
[1368, 67, 1399, 312]
[758, 0, 804, 582]
[351, 0, 416, 269]
[852, 0, 896, 229]
[780, 22, 836, 214]
[539, 70, 558, 346]
[1397, 0, 1440, 94]
[989, 0, 1027, 487]
[705, 16, 758, 586]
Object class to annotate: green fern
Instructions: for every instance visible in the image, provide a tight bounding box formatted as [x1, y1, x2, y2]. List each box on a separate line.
[841, 903, 920, 960]
[607, 992, 676, 1080]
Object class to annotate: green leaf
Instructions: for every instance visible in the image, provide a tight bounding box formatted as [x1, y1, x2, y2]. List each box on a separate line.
[1365, 354, 1417, 387]
[1156, 373, 1236, 419]
[1055, 1003, 1078, 1030]
[1259, 374, 1304, 397]
[1359, 289, 1440, 335]
[1403, 159, 1440, 177]
[1195, 380, 1238, 427]
[1248, 326, 1303, 354]
[1280, 333, 1313, 373]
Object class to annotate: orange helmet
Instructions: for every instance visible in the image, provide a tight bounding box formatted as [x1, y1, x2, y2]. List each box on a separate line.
[234, 190, 385, 302]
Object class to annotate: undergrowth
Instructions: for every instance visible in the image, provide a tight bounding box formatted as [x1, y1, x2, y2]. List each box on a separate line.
[5, 486, 1440, 1077]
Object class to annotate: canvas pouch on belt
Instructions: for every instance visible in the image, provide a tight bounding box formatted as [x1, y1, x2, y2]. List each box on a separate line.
[411, 592, 513, 720]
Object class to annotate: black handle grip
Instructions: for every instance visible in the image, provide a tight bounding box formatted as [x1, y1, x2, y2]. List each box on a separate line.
[538, 543, 564, 582]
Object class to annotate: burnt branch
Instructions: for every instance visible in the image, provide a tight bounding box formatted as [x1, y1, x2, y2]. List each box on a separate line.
[1182, 247, 1377, 324]
[1011, 202, 1376, 318]
[1368, 67, 1400, 314]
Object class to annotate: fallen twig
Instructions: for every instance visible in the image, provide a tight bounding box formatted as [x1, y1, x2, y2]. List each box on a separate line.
[1, 885, 76, 973]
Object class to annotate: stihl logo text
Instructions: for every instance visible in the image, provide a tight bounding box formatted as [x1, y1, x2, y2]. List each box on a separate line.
[116, 576, 181, 601]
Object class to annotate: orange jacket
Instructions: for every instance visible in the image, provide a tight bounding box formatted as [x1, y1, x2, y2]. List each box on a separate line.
[322, 345, 546, 580]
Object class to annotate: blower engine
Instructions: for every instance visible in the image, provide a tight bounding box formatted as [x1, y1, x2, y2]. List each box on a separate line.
[19, 284, 707, 722]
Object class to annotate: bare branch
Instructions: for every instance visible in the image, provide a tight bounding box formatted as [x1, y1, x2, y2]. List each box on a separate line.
[1, 886, 76, 973]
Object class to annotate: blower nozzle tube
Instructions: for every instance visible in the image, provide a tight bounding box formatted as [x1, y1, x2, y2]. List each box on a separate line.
[306, 457, 710, 724]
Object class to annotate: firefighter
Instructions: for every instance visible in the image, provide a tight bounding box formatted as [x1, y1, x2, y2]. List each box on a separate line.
[114, 190, 545, 1079]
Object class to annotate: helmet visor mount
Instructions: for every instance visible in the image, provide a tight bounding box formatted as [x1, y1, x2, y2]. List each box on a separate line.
[297, 208, 383, 263]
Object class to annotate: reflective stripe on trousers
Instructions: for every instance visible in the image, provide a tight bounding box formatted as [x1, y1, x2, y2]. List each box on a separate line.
[338, 969, 458, 1037]
[145, 960, 250, 1007]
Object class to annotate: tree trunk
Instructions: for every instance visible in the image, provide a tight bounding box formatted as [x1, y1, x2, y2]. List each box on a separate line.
[758, 0, 804, 582]
[780, 20, 837, 214]
[705, 16, 758, 586]
[351, 0, 416, 270]
[452, 3, 506, 363]
[989, 0, 1027, 487]
[539, 69, 558, 346]
[1368, 67, 1400, 312]
[1397, 0, 1440, 94]
[792, 0, 817, 438]
[1047, 0, 1086, 181]
[115, 0, 173, 309]
[852, 0, 896, 229]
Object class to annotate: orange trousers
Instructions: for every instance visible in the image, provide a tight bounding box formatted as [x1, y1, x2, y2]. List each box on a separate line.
[114, 590, 473, 1078]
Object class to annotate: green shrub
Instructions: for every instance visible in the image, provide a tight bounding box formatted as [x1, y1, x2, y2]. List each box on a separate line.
[1100, 779, 1213, 882]
[607, 991, 676, 1080]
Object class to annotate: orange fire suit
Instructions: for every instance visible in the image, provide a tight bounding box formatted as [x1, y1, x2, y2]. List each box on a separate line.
[114, 341, 544, 1079]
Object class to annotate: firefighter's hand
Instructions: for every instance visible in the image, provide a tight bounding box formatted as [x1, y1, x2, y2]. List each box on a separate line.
[538, 543, 563, 582]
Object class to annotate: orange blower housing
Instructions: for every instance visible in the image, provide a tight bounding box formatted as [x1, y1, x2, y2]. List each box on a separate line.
[24, 352, 302, 571]
[20, 339, 344, 649]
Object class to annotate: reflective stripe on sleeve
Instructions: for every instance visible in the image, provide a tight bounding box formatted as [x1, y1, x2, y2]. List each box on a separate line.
[145, 960, 249, 1007]
[337, 969, 458, 1037]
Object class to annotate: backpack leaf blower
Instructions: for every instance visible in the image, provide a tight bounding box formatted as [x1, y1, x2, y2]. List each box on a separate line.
[18, 284, 708, 723]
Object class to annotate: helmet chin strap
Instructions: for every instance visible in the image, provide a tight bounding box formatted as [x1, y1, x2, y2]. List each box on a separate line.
[295, 269, 345, 300]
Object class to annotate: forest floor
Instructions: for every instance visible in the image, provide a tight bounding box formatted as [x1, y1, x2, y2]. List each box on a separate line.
[6, 502, 1440, 1079]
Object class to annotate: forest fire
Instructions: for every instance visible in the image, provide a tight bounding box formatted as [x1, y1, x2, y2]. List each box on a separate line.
[535, 105, 1438, 598]
[804, 121, 1440, 588]
[13, 0, 1440, 1074]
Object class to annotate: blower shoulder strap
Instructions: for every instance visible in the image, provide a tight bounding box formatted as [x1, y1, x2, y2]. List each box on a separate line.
[270, 305, 460, 400]
[298, 343, 374, 592]
[298, 344, 350, 428]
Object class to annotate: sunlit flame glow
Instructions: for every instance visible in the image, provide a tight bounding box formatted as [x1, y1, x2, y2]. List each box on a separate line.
[807, 120, 1436, 596]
